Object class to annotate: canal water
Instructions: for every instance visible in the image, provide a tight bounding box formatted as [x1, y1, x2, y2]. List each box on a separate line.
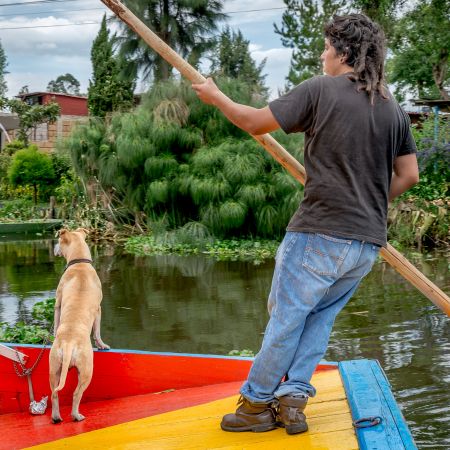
[0, 236, 448, 448]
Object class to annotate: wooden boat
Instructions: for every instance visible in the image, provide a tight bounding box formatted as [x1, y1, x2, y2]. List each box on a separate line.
[0, 343, 416, 449]
[0, 219, 62, 235]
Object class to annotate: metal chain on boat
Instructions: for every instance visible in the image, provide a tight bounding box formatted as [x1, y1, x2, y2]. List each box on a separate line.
[11, 322, 53, 415]
[12, 322, 54, 378]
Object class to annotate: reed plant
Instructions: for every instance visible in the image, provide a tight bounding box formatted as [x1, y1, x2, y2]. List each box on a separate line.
[61, 78, 304, 241]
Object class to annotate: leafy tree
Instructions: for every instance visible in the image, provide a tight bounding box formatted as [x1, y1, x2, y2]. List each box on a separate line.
[274, 0, 346, 87]
[0, 98, 60, 146]
[8, 145, 56, 204]
[115, 0, 226, 82]
[389, 0, 449, 100]
[88, 14, 135, 118]
[351, 0, 403, 37]
[0, 39, 8, 98]
[47, 73, 81, 95]
[18, 85, 29, 95]
[210, 27, 267, 95]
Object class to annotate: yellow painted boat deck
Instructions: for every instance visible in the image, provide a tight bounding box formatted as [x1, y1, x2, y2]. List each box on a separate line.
[29, 369, 358, 449]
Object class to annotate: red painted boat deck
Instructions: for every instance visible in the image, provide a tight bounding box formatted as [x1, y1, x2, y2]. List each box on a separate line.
[1, 381, 243, 449]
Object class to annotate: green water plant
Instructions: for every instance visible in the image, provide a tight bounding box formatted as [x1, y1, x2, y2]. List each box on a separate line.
[228, 349, 255, 357]
[0, 322, 50, 344]
[31, 298, 55, 325]
[125, 234, 279, 264]
[0, 298, 55, 344]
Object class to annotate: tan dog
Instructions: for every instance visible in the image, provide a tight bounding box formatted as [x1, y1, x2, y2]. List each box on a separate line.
[50, 228, 109, 423]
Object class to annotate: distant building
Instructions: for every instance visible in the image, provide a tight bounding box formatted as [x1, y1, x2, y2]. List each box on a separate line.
[16, 92, 88, 116]
[412, 99, 450, 114]
[3, 92, 90, 152]
[411, 99, 450, 136]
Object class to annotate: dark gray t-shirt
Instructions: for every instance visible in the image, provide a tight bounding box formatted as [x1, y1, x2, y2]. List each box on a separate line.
[269, 74, 417, 247]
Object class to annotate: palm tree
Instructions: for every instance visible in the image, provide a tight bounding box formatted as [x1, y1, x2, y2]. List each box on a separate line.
[114, 0, 227, 82]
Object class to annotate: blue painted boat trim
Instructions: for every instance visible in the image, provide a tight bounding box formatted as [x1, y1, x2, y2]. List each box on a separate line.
[339, 359, 417, 450]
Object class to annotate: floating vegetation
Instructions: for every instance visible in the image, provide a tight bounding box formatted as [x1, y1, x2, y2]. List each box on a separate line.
[125, 235, 279, 265]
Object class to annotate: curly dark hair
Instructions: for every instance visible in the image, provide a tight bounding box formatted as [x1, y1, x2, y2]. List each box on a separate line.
[324, 13, 387, 103]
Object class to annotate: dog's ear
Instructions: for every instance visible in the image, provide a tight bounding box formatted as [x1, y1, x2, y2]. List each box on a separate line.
[57, 229, 69, 242]
[75, 228, 90, 239]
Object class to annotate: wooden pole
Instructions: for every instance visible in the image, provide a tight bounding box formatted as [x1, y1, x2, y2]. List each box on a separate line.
[100, 0, 449, 316]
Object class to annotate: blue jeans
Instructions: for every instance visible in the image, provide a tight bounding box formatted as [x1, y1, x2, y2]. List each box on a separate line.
[240, 232, 380, 403]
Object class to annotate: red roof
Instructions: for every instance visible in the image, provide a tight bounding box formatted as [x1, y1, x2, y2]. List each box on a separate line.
[16, 92, 87, 100]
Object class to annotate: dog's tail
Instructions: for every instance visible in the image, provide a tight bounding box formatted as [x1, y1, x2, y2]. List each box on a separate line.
[54, 342, 74, 393]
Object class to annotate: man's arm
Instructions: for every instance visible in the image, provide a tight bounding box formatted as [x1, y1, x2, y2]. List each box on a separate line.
[192, 78, 280, 135]
[389, 153, 420, 201]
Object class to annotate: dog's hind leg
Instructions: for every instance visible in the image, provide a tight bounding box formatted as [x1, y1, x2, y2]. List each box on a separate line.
[50, 366, 62, 424]
[71, 353, 93, 422]
[93, 307, 110, 350]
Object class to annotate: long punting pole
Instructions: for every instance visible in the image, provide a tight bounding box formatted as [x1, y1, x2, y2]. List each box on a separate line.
[100, 0, 450, 317]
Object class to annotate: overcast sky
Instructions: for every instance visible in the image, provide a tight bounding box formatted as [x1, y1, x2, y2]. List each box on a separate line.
[0, 0, 292, 100]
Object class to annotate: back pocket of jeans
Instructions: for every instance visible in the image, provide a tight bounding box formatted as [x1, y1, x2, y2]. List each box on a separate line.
[302, 233, 352, 276]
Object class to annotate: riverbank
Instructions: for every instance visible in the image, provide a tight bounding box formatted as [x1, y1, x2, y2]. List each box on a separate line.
[1, 195, 448, 253]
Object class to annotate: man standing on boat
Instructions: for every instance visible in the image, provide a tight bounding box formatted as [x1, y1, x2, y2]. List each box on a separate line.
[193, 13, 419, 435]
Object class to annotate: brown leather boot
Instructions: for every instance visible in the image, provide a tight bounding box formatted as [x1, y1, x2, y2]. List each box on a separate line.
[278, 395, 308, 435]
[221, 396, 278, 432]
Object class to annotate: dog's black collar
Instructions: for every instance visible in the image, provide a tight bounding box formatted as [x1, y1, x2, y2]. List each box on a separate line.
[64, 259, 93, 272]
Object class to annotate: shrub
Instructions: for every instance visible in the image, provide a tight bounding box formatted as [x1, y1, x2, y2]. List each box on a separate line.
[2, 139, 25, 156]
[8, 145, 56, 204]
[408, 115, 449, 200]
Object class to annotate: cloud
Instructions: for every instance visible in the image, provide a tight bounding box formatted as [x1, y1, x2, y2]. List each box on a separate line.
[35, 42, 57, 51]
[5, 54, 92, 96]
[0, 11, 109, 95]
[250, 47, 292, 99]
[252, 47, 292, 64]
[0, 15, 103, 58]
[249, 43, 262, 52]
[0, 0, 290, 98]
[5, 71, 50, 97]
[224, 0, 286, 26]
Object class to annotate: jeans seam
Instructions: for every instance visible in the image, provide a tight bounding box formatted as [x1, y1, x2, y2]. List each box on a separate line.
[348, 241, 365, 273]
[279, 233, 298, 264]
[272, 233, 299, 315]
[316, 233, 352, 245]
[302, 234, 351, 277]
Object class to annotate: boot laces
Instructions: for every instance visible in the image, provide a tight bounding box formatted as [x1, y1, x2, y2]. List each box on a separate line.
[236, 395, 278, 418]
